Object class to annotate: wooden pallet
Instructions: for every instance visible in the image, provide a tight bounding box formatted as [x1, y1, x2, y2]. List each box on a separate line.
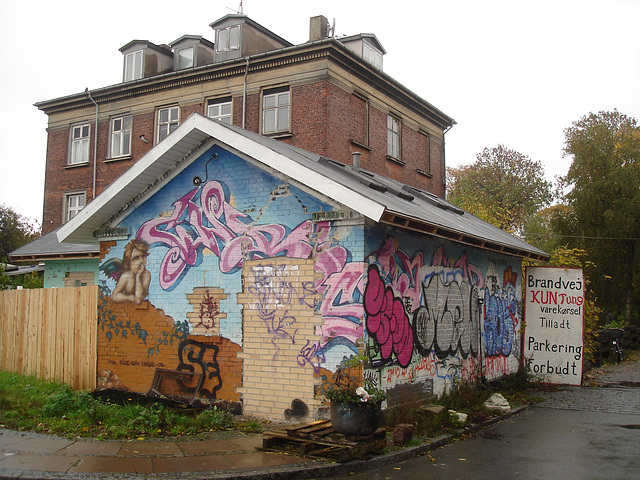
[262, 420, 387, 462]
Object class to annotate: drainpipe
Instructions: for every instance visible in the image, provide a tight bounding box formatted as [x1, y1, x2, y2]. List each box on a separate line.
[85, 88, 99, 199]
[242, 58, 249, 129]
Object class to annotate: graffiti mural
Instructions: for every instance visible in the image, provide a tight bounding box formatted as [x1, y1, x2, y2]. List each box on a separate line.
[136, 181, 323, 289]
[364, 265, 413, 368]
[176, 339, 222, 399]
[365, 235, 522, 399]
[100, 239, 152, 304]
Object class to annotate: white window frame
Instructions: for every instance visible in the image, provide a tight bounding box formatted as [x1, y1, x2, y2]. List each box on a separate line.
[216, 25, 241, 53]
[363, 43, 383, 70]
[387, 115, 400, 159]
[177, 46, 195, 69]
[262, 88, 290, 134]
[124, 50, 144, 82]
[156, 106, 180, 143]
[65, 192, 86, 223]
[109, 115, 132, 158]
[207, 99, 233, 124]
[69, 123, 90, 165]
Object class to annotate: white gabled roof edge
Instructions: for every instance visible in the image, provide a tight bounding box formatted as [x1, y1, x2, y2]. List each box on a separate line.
[57, 113, 385, 245]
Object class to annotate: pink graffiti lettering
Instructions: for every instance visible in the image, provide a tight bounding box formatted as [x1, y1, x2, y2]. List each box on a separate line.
[364, 265, 413, 368]
[136, 181, 333, 290]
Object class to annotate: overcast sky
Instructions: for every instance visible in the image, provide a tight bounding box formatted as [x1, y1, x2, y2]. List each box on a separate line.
[1, 0, 638, 225]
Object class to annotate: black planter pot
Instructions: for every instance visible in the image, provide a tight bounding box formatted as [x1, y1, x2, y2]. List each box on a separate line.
[330, 400, 381, 436]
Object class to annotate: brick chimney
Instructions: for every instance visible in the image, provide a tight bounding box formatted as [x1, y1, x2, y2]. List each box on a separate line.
[309, 15, 330, 42]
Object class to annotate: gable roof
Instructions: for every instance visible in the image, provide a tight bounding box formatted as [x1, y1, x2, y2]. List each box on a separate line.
[57, 113, 548, 261]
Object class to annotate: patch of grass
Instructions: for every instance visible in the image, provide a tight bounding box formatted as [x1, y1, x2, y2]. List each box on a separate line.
[0, 370, 257, 439]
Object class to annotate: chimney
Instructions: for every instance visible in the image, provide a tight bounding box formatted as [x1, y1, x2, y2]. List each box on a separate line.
[309, 15, 330, 42]
[352, 152, 361, 169]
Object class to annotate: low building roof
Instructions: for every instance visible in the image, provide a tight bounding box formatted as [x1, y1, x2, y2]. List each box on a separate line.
[9, 227, 99, 261]
[57, 113, 548, 261]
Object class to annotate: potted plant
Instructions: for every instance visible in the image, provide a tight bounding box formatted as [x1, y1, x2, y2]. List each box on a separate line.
[324, 354, 386, 436]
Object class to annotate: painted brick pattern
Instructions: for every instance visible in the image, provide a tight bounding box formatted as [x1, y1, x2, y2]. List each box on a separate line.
[97, 294, 241, 402]
[186, 287, 227, 336]
[237, 257, 322, 421]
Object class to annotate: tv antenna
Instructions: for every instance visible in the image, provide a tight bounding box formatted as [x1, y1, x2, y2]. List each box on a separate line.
[226, 1, 243, 14]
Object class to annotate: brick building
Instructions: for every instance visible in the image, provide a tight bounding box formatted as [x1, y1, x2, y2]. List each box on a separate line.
[57, 114, 547, 420]
[35, 14, 454, 236]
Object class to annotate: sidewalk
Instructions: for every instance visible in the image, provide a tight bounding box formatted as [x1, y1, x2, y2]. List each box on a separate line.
[2, 353, 638, 480]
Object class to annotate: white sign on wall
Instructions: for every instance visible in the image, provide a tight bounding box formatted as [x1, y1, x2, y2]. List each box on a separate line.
[523, 267, 584, 385]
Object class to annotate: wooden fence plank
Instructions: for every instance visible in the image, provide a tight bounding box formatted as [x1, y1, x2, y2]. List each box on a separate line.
[0, 287, 97, 390]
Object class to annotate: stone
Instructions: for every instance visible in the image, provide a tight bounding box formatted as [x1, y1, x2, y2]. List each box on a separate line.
[448, 410, 468, 427]
[418, 404, 446, 415]
[484, 393, 511, 412]
[393, 424, 415, 447]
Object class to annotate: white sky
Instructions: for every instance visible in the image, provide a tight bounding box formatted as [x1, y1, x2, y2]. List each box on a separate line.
[1, 0, 638, 225]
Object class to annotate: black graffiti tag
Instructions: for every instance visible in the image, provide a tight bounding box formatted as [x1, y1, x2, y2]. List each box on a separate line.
[412, 275, 480, 360]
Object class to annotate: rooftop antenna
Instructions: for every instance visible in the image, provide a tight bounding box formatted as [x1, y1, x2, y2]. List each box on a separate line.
[225, 1, 243, 14]
[329, 18, 336, 37]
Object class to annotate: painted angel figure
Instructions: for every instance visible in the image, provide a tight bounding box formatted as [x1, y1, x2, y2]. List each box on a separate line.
[100, 239, 151, 304]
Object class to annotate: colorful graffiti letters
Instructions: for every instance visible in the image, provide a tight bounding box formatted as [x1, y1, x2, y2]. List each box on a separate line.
[412, 275, 481, 359]
[364, 265, 414, 368]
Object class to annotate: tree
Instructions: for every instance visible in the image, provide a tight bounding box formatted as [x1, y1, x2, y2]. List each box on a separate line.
[0, 205, 40, 262]
[446, 145, 553, 235]
[560, 110, 640, 324]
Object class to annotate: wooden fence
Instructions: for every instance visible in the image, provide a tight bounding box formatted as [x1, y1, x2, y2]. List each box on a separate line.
[0, 286, 98, 390]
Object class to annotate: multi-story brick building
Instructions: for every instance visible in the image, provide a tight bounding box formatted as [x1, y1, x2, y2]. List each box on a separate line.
[35, 14, 454, 235]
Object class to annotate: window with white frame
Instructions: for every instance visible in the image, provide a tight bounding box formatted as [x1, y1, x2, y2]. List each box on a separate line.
[110, 115, 132, 158]
[387, 115, 400, 159]
[262, 87, 290, 134]
[207, 98, 232, 124]
[124, 50, 144, 82]
[69, 124, 90, 165]
[177, 46, 194, 69]
[156, 106, 180, 143]
[216, 25, 240, 53]
[363, 43, 383, 70]
[65, 192, 86, 222]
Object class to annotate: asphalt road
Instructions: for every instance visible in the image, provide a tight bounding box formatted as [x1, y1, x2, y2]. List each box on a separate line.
[320, 384, 640, 480]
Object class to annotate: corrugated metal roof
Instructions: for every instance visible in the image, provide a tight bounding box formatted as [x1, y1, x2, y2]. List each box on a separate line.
[57, 113, 548, 261]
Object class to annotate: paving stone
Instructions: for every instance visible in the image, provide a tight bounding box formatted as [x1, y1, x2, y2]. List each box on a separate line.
[153, 454, 236, 473]
[118, 441, 183, 456]
[177, 438, 242, 455]
[60, 440, 123, 456]
[69, 455, 154, 474]
[3, 437, 74, 454]
[224, 451, 309, 469]
[0, 452, 80, 472]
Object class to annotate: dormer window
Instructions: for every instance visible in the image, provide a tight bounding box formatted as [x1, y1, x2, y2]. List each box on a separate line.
[363, 43, 383, 70]
[124, 50, 144, 82]
[216, 25, 240, 53]
[177, 46, 194, 69]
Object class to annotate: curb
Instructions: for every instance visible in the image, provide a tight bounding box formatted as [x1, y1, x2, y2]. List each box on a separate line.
[0, 407, 528, 480]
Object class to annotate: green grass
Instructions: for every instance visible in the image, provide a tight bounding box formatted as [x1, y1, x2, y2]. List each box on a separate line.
[1, 367, 542, 441]
[0, 370, 259, 439]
